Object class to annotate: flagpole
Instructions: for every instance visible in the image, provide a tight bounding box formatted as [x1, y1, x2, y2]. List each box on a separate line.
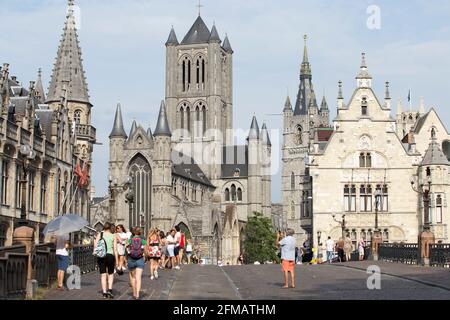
[58, 173, 76, 216]
[66, 184, 80, 213]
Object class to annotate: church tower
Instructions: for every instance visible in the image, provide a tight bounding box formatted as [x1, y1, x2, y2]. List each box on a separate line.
[164, 14, 233, 181]
[46, 0, 96, 165]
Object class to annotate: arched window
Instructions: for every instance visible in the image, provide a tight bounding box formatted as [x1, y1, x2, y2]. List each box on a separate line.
[225, 188, 230, 202]
[202, 105, 207, 135]
[383, 229, 389, 242]
[74, 110, 82, 124]
[344, 184, 356, 212]
[359, 153, 365, 167]
[237, 188, 242, 201]
[231, 184, 236, 201]
[382, 184, 388, 212]
[359, 153, 372, 168]
[15, 163, 21, 209]
[360, 185, 372, 212]
[195, 106, 200, 137]
[181, 56, 192, 92]
[436, 195, 443, 224]
[291, 172, 295, 190]
[361, 97, 368, 116]
[128, 154, 152, 231]
[202, 59, 205, 84]
[366, 153, 372, 167]
[196, 59, 200, 85]
[186, 107, 191, 133]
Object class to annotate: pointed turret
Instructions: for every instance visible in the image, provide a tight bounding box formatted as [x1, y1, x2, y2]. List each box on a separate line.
[165, 27, 179, 46]
[421, 139, 450, 166]
[356, 53, 372, 88]
[129, 120, 137, 137]
[320, 96, 328, 111]
[222, 35, 233, 53]
[47, 0, 90, 104]
[248, 116, 260, 140]
[300, 35, 311, 77]
[260, 123, 272, 146]
[109, 103, 127, 138]
[284, 95, 292, 112]
[384, 81, 391, 109]
[35, 68, 46, 102]
[154, 100, 172, 137]
[337, 80, 344, 109]
[147, 126, 153, 138]
[209, 24, 221, 43]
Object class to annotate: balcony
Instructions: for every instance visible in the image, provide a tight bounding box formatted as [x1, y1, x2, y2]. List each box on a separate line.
[75, 124, 96, 142]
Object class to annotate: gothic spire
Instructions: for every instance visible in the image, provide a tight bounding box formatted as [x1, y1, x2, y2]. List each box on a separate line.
[294, 35, 316, 115]
[109, 103, 127, 139]
[129, 120, 137, 137]
[35, 68, 46, 102]
[385, 81, 391, 100]
[284, 95, 292, 112]
[300, 35, 311, 77]
[47, 0, 90, 105]
[222, 35, 233, 53]
[209, 24, 221, 43]
[248, 116, 260, 140]
[356, 53, 372, 80]
[181, 15, 211, 45]
[320, 95, 328, 111]
[165, 26, 179, 46]
[154, 100, 172, 137]
[147, 126, 153, 138]
[260, 123, 272, 146]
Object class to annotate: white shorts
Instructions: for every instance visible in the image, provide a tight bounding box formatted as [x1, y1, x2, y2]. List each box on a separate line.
[167, 245, 175, 257]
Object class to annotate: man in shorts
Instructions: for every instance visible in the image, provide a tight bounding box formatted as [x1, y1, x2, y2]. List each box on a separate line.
[276, 228, 296, 288]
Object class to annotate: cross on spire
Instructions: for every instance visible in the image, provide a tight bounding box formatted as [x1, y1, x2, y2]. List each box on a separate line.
[197, 0, 203, 16]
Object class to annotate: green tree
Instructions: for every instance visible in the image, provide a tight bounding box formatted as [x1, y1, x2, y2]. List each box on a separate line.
[243, 212, 278, 264]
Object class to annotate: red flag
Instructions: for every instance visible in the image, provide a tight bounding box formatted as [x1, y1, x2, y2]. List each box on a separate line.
[74, 160, 83, 179]
[78, 163, 89, 189]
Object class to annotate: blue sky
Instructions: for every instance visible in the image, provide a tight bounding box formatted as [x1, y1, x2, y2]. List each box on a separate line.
[1, 0, 449, 202]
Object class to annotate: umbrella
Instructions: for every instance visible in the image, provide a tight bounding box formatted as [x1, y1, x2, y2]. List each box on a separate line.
[42, 214, 90, 236]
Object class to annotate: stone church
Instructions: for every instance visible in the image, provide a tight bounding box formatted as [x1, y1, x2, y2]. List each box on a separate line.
[283, 50, 450, 246]
[95, 13, 272, 264]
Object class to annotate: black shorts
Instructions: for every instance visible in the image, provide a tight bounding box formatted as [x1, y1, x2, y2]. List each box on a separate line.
[174, 246, 180, 256]
[98, 254, 115, 275]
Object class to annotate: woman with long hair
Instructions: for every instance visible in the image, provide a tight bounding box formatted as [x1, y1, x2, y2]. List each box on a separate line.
[115, 225, 129, 274]
[94, 222, 118, 299]
[146, 228, 162, 280]
[127, 227, 146, 300]
[159, 230, 167, 270]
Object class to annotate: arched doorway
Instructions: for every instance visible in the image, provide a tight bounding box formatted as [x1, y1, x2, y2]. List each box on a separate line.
[176, 222, 191, 239]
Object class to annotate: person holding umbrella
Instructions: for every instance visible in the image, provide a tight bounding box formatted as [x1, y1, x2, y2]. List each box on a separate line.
[54, 234, 71, 290]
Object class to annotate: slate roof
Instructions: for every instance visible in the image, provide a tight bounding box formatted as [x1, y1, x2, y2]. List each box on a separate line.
[421, 140, 450, 166]
[172, 153, 214, 187]
[154, 100, 172, 137]
[181, 16, 211, 45]
[109, 103, 127, 138]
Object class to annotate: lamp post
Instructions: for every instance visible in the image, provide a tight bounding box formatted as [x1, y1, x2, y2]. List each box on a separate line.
[372, 188, 383, 260]
[410, 174, 435, 266]
[18, 144, 36, 227]
[332, 213, 346, 238]
[109, 175, 132, 227]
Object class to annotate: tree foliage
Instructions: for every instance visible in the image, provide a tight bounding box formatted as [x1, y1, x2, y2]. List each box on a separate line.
[243, 212, 278, 264]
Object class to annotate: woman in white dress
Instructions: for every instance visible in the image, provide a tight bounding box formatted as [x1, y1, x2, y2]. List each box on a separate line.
[115, 225, 129, 273]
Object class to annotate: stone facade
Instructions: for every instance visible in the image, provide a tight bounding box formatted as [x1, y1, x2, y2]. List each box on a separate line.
[95, 14, 272, 265]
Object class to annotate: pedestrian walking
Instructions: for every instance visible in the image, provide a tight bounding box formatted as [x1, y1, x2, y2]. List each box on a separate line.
[146, 228, 161, 280]
[174, 226, 182, 269]
[93, 222, 118, 299]
[358, 238, 366, 261]
[336, 237, 345, 262]
[237, 254, 244, 265]
[159, 231, 167, 269]
[115, 225, 129, 274]
[344, 234, 353, 262]
[276, 228, 296, 289]
[185, 239, 193, 264]
[127, 227, 146, 299]
[166, 229, 177, 269]
[326, 237, 335, 263]
[54, 234, 71, 290]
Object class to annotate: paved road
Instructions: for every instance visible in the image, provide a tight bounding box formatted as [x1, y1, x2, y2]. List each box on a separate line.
[44, 261, 450, 300]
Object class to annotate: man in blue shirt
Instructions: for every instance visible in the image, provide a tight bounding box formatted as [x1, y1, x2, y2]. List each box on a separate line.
[276, 228, 297, 288]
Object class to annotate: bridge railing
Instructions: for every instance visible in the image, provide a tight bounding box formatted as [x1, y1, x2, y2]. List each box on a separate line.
[378, 243, 420, 265]
[430, 243, 450, 268]
[0, 245, 28, 299]
[71, 245, 98, 274]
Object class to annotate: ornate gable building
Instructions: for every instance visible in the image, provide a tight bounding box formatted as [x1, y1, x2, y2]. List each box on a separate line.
[305, 54, 450, 246]
[99, 13, 272, 265]
[0, 1, 96, 246]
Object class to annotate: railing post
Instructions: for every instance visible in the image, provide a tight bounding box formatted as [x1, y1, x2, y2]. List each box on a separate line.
[12, 226, 37, 299]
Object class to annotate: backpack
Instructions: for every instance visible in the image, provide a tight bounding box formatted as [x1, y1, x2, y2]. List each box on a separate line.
[93, 232, 107, 258]
[179, 233, 185, 248]
[129, 237, 144, 260]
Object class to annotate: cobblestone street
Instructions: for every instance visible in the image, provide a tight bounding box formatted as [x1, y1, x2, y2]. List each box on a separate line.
[44, 262, 450, 300]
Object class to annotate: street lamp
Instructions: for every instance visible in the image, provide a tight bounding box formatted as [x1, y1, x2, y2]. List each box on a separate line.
[332, 213, 346, 238]
[109, 175, 133, 227]
[18, 144, 36, 226]
[410, 174, 432, 231]
[374, 188, 382, 232]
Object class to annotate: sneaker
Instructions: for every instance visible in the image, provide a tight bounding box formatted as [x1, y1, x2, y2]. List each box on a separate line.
[102, 293, 109, 299]
[150, 276, 154, 280]
[107, 289, 114, 299]
[175, 266, 180, 270]
[154, 270, 159, 279]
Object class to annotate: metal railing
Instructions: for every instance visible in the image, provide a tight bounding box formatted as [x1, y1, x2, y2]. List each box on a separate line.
[430, 243, 450, 268]
[72, 244, 97, 274]
[34, 244, 57, 287]
[0, 245, 28, 299]
[378, 243, 419, 265]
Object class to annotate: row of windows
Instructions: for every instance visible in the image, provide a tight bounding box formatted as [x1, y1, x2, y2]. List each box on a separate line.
[172, 178, 204, 203]
[224, 184, 243, 202]
[180, 102, 207, 136]
[181, 56, 206, 92]
[343, 184, 389, 212]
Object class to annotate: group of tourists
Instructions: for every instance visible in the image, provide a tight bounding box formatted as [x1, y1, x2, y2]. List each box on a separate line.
[92, 223, 196, 299]
[325, 235, 366, 263]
